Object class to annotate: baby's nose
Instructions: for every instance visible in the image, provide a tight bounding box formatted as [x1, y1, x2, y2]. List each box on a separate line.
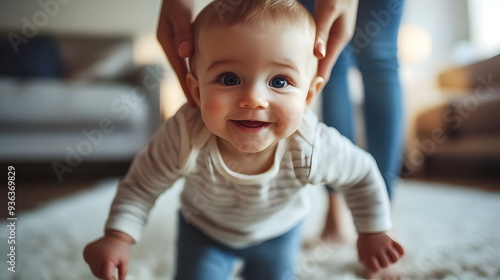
[238, 86, 269, 109]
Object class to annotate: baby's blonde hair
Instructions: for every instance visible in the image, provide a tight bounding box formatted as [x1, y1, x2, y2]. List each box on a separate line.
[194, 0, 315, 30]
[190, 0, 316, 75]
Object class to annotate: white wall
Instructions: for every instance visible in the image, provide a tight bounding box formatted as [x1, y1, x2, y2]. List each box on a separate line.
[468, 0, 500, 59]
[0, 0, 162, 36]
[401, 0, 470, 75]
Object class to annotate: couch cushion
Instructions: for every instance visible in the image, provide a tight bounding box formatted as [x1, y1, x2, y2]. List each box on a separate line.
[0, 78, 152, 161]
[0, 78, 148, 131]
[416, 95, 500, 138]
[438, 54, 500, 91]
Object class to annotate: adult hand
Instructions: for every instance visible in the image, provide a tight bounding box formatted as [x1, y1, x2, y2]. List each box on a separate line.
[357, 232, 405, 272]
[313, 0, 358, 83]
[157, 0, 195, 105]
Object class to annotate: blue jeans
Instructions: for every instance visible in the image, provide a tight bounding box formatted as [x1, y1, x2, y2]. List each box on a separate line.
[299, 0, 405, 198]
[175, 213, 303, 280]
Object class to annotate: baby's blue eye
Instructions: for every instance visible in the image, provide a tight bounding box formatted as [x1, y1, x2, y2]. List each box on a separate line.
[269, 76, 288, 88]
[219, 74, 240, 86]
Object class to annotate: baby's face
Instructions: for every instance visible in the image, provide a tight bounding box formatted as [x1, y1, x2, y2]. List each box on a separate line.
[189, 23, 322, 155]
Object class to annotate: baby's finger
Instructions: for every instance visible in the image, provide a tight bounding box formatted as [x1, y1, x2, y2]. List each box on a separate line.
[87, 260, 101, 279]
[118, 261, 128, 280]
[366, 256, 381, 272]
[377, 252, 390, 268]
[101, 261, 117, 280]
[386, 247, 401, 263]
[392, 241, 405, 256]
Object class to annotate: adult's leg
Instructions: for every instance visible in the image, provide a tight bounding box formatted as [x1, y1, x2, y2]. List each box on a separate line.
[322, 48, 356, 140]
[354, 0, 405, 198]
[320, 53, 356, 242]
[175, 213, 237, 280]
[239, 222, 303, 280]
[354, 1, 406, 278]
[298, 0, 357, 244]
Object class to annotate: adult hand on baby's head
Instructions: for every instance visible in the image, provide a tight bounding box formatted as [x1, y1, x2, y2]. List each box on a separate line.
[313, 0, 358, 84]
[157, 0, 196, 106]
[83, 231, 133, 280]
[357, 232, 405, 272]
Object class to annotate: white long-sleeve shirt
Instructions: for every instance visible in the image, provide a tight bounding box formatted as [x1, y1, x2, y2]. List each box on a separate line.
[106, 104, 391, 248]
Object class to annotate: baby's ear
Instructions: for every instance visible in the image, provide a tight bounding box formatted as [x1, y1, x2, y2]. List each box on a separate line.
[186, 73, 201, 107]
[305, 76, 325, 108]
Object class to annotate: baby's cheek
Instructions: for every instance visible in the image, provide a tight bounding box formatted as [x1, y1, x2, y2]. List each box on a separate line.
[202, 95, 224, 114]
[284, 101, 304, 119]
[201, 97, 226, 129]
[283, 105, 298, 121]
[278, 102, 305, 130]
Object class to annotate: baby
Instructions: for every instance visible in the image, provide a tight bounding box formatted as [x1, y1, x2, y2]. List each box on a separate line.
[83, 0, 404, 279]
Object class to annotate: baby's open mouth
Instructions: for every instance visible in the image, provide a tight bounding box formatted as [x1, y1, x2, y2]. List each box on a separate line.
[234, 120, 269, 128]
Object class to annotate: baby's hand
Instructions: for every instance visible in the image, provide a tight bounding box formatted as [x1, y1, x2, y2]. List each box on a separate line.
[83, 230, 134, 280]
[356, 232, 404, 272]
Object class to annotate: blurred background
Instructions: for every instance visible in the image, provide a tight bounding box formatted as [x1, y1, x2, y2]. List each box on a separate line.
[0, 0, 499, 212]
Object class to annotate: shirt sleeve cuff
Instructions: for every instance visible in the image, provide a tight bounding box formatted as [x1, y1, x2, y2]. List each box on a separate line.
[105, 218, 143, 243]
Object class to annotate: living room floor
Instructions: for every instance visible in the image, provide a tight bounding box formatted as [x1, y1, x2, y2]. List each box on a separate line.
[1, 162, 130, 219]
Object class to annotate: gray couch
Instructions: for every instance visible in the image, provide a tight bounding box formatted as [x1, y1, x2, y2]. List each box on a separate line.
[0, 35, 162, 180]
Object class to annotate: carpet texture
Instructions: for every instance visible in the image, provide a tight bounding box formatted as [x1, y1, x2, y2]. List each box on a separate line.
[1, 179, 499, 280]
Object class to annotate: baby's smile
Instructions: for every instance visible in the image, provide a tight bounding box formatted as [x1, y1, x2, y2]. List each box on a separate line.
[231, 120, 271, 132]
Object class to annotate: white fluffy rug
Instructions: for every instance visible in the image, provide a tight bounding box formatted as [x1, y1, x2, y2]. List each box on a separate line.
[1, 179, 499, 280]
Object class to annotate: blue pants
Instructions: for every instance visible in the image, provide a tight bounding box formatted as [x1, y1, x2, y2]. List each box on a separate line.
[300, 0, 405, 198]
[175, 213, 303, 280]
